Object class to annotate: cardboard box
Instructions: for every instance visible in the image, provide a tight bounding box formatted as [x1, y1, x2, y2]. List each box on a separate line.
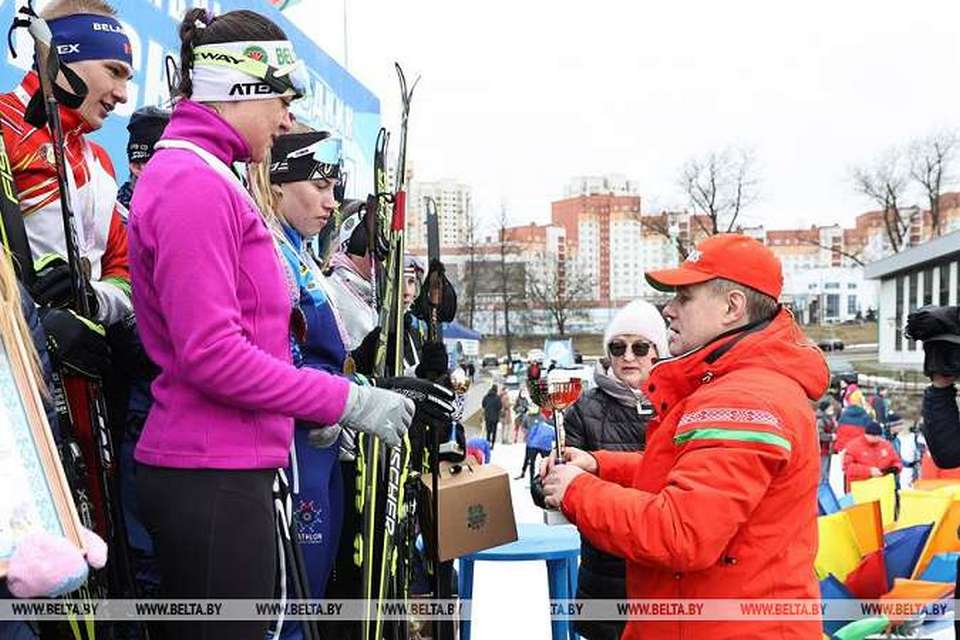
[421, 461, 518, 561]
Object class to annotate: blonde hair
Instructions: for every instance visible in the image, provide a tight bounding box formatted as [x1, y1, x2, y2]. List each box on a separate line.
[0, 252, 46, 395]
[41, 0, 117, 19]
[249, 121, 316, 231]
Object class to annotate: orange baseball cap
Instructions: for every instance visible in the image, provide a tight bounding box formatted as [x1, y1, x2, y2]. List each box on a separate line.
[645, 234, 783, 299]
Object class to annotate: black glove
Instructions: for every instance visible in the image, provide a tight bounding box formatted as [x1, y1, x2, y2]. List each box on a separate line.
[40, 307, 111, 378]
[376, 376, 455, 430]
[530, 475, 548, 509]
[30, 255, 99, 318]
[906, 305, 960, 342]
[416, 341, 449, 380]
[351, 326, 381, 376]
[107, 313, 159, 380]
[411, 259, 457, 324]
[923, 341, 960, 377]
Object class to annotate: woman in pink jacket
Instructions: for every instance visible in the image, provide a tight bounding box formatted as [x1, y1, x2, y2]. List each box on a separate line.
[128, 9, 416, 638]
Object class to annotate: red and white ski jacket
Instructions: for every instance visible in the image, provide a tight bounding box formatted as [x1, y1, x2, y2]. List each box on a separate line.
[0, 71, 131, 324]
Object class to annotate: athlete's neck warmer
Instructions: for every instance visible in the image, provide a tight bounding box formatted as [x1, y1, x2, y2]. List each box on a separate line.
[191, 40, 306, 103]
[48, 14, 132, 66]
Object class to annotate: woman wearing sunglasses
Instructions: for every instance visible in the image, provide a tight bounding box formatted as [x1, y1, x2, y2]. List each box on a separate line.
[563, 299, 669, 640]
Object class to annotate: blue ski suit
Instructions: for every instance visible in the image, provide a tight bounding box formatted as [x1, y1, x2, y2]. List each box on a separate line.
[276, 222, 350, 604]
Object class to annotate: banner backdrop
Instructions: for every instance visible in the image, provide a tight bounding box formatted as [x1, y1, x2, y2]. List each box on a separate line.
[0, 0, 379, 198]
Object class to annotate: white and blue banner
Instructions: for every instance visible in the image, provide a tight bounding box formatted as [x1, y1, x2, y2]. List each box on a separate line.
[1, 0, 380, 197]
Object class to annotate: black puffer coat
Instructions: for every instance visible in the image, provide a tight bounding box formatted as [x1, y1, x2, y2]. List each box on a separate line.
[564, 365, 653, 640]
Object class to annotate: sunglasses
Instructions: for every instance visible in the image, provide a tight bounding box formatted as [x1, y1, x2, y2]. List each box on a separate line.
[608, 340, 652, 358]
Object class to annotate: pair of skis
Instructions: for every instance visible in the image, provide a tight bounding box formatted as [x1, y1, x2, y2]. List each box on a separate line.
[358, 64, 425, 640]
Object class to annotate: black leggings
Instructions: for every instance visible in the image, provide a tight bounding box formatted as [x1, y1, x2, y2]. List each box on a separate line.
[520, 448, 550, 480]
[485, 420, 498, 447]
[137, 465, 277, 640]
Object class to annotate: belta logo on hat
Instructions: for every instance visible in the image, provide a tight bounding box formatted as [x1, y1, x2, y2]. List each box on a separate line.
[645, 233, 783, 299]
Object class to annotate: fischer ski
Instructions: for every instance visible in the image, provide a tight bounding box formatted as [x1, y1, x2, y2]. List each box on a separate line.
[359, 125, 392, 640]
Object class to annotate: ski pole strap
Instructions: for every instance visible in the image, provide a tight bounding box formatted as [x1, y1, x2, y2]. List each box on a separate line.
[8, 3, 88, 126]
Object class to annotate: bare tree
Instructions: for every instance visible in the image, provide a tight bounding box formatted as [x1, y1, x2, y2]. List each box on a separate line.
[461, 211, 484, 329]
[526, 256, 593, 336]
[497, 204, 518, 361]
[797, 239, 866, 267]
[852, 149, 910, 252]
[637, 211, 693, 259]
[678, 147, 759, 235]
[908, 129, 958, 237]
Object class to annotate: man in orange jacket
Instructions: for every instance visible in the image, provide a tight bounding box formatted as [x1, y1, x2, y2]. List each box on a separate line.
[542, 234, 828, 639]
[843, 421, 902, 490]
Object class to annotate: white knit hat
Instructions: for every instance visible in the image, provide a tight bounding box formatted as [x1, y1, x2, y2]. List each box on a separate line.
[603, 299, 670, 360]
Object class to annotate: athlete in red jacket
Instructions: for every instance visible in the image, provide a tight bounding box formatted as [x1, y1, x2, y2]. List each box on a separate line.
[843, 421, 902, 489]
[542, 235, 828, 640]
[0, 1, 133, 327]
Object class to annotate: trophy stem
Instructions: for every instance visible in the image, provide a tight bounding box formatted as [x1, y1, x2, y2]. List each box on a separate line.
[554, 410, 566, 465]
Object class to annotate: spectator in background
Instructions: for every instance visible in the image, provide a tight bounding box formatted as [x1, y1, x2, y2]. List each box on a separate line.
[562, 298, 667, 640]
[816, 398, 838, 482]
[482, 384, 502, 448]
[842, 421, 902, 491]
[517, 410, 556, 481]
[513, 390, 530, 443]
[498, 384, 513, 444]
[871, 386, 891, 424]
[117, 105, 170, 210]
[842, 380, 875, 419]
[834, 403, 873, 452]
[466, 436, 491, 465]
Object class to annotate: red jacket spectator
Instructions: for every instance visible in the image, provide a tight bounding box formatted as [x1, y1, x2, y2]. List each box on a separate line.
[843, 426, 902, 490]
[561, 309, 828, 640]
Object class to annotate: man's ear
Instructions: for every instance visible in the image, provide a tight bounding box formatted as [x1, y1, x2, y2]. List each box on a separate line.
[724, 289, 749, 325]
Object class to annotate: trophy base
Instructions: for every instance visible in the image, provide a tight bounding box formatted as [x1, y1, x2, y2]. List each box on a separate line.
[542, 508, 570, 526]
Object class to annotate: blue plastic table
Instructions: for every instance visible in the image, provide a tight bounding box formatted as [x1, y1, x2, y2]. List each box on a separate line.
[458, 522, 581, 640]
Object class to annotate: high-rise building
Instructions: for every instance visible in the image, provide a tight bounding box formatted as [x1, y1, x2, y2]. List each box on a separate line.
[564, 174, 640, 198]
[551, 192, 644, 304]
[405, 179, 473, 251]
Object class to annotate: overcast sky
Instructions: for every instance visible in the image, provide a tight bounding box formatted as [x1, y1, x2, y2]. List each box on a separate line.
[288, 0, 960, 235]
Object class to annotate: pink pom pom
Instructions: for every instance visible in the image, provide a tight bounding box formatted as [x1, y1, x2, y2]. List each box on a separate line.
[7, 531, 87, 598]
[80, 526, 108, 569]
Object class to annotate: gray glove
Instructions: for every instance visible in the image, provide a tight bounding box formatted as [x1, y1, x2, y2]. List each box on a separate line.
[339, 384, 414, 448]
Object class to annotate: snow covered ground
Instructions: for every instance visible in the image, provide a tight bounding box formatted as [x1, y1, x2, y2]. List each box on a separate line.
[463, 442, 554, 640]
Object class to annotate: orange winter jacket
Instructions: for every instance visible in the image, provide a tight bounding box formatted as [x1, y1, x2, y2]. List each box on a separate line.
[843, 435, 902, 488]
[562, 309, 828, 640]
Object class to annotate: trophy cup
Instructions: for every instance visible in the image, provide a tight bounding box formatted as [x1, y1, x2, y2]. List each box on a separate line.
[527, 363, 583, 524]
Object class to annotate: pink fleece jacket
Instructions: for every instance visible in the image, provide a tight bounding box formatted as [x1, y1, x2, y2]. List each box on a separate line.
[128, 100, 350, 469]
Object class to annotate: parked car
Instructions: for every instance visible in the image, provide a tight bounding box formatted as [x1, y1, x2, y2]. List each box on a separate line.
[481, 353, 499, 367]
[818, 338, 845, 352]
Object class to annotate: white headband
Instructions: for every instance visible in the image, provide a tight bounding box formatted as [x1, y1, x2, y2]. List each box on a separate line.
[191, 40, 306, 103]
